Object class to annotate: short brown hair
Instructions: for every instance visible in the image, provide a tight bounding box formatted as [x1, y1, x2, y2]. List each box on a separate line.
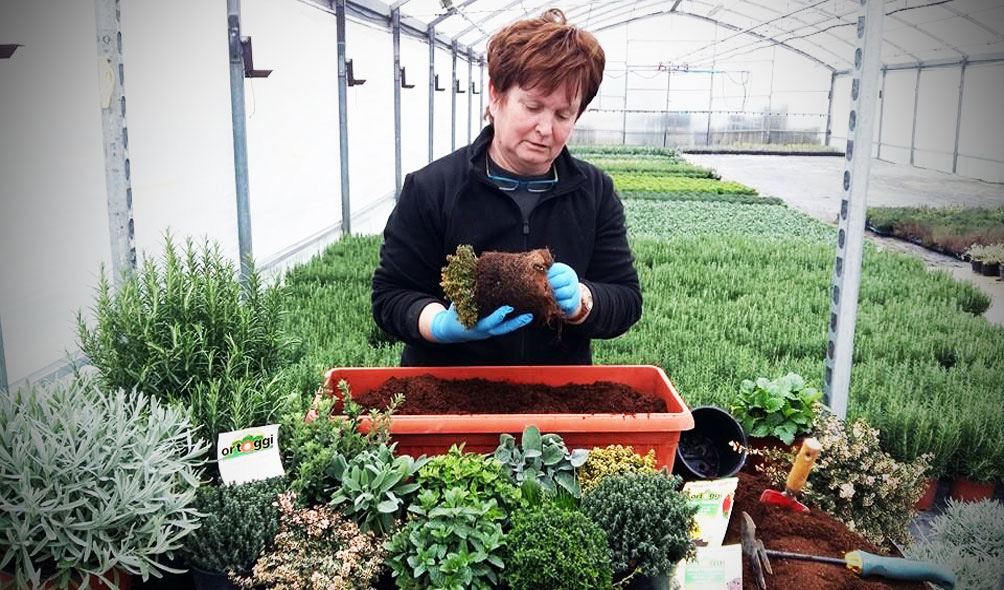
[486, 8, 604, 120]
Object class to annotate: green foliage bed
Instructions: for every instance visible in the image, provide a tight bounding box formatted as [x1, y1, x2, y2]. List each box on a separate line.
[275, 152, 1004, 484]
[612, 174, 757, 194]
[866, 206, 1004, 257]
[277, 224, 1001, 482]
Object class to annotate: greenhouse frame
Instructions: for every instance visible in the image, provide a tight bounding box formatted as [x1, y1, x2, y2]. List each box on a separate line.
[3, 1, 1004, 589]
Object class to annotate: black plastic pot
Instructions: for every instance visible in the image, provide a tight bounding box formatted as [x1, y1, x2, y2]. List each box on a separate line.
[981, 261, 1000, 277]
[674, 406, 747, 480]
[191, 567, 238, 590]
[615, 572, 672, 590]
[971, 259, 983, 274]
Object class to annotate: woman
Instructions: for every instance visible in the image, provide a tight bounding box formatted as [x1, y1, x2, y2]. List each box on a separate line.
[372, 8, 641, 366]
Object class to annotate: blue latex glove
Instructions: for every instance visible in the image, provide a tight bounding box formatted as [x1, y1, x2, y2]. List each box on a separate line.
[547, 262, 581, 317]
[431, 303, 533, 344]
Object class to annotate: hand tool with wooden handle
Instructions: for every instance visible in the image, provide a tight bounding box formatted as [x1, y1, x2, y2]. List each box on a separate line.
[759, 437, 821, 512]
[740, 512, 955, 590]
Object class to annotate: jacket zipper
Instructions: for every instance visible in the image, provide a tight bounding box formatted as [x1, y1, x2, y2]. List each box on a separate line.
[520, 216, 530, 363]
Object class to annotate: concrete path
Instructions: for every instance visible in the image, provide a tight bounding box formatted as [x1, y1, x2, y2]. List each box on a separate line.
[683, 154, 1004, 326]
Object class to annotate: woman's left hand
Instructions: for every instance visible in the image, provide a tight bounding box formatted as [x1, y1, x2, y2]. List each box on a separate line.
[547, 262, 581, 317]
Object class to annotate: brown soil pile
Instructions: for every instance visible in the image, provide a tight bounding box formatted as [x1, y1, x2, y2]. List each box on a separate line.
[725, 471, 924, 590]
[475, 249, 564, 327]
[352, 375, 668, 415]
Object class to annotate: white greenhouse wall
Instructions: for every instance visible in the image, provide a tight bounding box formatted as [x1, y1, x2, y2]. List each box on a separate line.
[0, 0, 113, 384]
[832, 62, 1004, 182]
[433, 46, 453, 158]
[400, 34, 431, 175]
[956, 63, 1004, 183]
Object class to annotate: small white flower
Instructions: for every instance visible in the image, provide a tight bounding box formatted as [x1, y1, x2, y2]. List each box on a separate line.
[839, 483, 855, 499]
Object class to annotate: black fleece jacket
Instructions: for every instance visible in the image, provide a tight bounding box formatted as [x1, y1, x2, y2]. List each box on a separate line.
[371, 125, 641, 366]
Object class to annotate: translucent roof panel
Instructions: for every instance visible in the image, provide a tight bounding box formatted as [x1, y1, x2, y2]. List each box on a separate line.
[387, 0, 1004, 72]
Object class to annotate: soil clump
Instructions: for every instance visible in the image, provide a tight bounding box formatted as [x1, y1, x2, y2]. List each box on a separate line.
[725, 470, 924, 590]
[352, 375, 668, 415]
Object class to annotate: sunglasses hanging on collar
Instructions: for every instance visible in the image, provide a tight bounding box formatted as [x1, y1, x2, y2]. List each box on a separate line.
[486, 158, 558, 193]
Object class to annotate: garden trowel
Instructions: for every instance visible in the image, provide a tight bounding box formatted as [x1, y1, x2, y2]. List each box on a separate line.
[740, 511, 956, 590]
[759, 437, 821, 512]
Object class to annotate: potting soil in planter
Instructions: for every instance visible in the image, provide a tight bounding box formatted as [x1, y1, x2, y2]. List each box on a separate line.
[723, 471, 924, 590]
[353, 375, 668, 414]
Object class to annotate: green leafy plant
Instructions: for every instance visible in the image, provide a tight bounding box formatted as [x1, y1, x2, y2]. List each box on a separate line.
[77, 234, 296, 447]
[578, 444, 657, 493]
[494, 425, 588, 497]
[763, 411, 932, 546]
[416, 444, 521, 522]
[182, 477, 285, 575]
[504, 504, 614, 590]
[328, 443, 427, 535]
[730, 372, 822, 444]
[440, 243, 480, 327]
[386, 487, 506, 590]
[235, 491, 386, 590]
[906, 498, 1004, 590]
[611, 174, 757, 195]
[581, 472, 697, 579]
[284, 380, 399, 507]
[0, 378, 207, 590]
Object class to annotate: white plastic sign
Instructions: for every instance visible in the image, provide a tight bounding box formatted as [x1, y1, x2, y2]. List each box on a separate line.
[217, 424, 284, 485]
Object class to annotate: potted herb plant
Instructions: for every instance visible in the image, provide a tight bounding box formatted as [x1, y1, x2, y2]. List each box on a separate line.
[581, 472, 698, 590]
[504, 503, 614, 590]
[0, 378, 206, 590]
[729, 372, 821, 468]
[182, 477, 285, 590]
[761, 411, 932, 547]
[234, 492, 386, 590]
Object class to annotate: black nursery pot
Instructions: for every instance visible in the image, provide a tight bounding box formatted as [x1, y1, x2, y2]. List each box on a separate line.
[981, 261, 1000, 277]
[971, 259, 983, 273]
[674, 406, 747, 480]
[615, 572, 672, 590]
[191, 567, 239, 590]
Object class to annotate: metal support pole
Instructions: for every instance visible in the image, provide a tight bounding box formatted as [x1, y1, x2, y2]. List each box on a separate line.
[227, 0, 254, 278]
[428, 27, 435, 162]
[95, 0, 137, 284]
[824, 71, 836, 147]
[876, 69, 886, 158]
[0, 314, 8, 394]
[335, 0, 352, 235]
[451, 41, 457, 151]
[765, 45, 776, 144]
[622, 65, 629, 144]
[824, 0, 884, 419]
[663, 67, 671, 147]
[952, 60, 967, 173]
[909, 66, 921, 165]
[467, 50, 473, 144]
[392, 8, 403, 200]
[705, 68, 714, 145]
[479, 58, 485, 132]
[705, 28, 717, 146]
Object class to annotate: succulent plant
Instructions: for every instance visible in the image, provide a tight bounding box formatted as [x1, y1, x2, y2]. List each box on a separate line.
[494, 425, 588, 497]
[327, 443, 427, 535]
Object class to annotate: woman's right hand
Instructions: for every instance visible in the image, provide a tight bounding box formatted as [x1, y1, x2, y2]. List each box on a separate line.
[430, 304, 533, 344]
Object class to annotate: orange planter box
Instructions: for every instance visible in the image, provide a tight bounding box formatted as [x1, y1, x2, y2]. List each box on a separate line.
[320, 365, 694, 471]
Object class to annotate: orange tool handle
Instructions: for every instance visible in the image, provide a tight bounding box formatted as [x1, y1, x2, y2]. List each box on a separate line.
[786, 437, 821, 493]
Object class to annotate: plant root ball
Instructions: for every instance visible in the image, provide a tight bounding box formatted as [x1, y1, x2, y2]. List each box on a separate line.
[475, 249, 564, 328]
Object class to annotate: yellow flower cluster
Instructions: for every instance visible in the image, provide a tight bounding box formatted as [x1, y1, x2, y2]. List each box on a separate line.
[578, 444, 657, 493]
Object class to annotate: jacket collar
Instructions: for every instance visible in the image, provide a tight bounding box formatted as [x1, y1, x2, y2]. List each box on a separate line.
[468, 125, 587, 197]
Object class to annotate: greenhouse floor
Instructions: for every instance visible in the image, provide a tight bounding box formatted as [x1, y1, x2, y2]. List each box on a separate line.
[683, 154, 1004, 327]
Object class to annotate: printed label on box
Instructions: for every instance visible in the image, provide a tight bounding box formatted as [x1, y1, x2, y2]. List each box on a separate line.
[217, 424, 284, 485]
[683, 477, 738, 547]
[673, 544, 742, 590]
